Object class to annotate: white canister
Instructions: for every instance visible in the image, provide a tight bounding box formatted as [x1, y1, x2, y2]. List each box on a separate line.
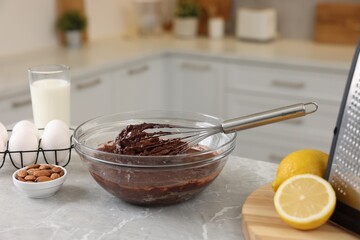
[236, 8, 277, 41]
[208, 17, 225, 39]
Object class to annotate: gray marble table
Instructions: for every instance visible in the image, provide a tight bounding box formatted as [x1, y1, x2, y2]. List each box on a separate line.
[0, 154, 277, 240]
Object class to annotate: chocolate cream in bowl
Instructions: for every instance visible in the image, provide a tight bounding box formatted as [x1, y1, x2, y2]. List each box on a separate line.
[92, 123, 224, 206]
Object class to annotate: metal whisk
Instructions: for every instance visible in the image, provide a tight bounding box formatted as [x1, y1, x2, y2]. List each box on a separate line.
[120, 102, 318, 155]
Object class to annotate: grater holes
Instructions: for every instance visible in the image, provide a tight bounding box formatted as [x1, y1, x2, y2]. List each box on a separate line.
[333, 176, 348, 196]
[331, 176, 347, 195]
[328, 77, 360, 208]
[331, 155, 356, 196]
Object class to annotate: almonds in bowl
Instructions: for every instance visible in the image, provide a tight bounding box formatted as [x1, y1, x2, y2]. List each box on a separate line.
[12, 164, 67, 198]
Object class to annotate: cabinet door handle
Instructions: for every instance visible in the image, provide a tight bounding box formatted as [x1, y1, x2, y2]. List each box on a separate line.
[127, 65, 149, 75]
[11, 99, 32, 109]
[271, 79, 305, 89]
[181, 62, 211, 71]
[76, 78, 102, 90]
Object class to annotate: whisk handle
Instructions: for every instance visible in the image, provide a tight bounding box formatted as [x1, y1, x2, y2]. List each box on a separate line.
[221, 102, 318, 133]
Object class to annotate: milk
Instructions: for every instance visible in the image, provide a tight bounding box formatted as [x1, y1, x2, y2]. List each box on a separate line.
[30, 79, 70, 128]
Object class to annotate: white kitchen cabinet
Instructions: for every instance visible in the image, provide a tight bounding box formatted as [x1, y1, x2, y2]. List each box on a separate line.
[225, 62, 348, 162]
[0, 90, 33, 126]
[115, 57, 166, 112]
[71, 58, 166, 126]
[1, 45, 351, 165]
[169, 56, 225, 118]
[71, 71, 116, 126]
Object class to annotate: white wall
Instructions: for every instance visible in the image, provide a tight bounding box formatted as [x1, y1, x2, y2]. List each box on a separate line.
[0, 0, 58, 57]
[0, 0, 130, 58]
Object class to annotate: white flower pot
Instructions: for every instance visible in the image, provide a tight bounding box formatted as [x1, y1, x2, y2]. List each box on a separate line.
[174, 17, 199, 38]
[65, 30, 81, 48]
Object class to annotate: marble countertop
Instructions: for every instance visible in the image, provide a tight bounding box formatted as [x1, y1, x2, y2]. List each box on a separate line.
[0, 154, 277, 240]
[0, 34, 356, 97]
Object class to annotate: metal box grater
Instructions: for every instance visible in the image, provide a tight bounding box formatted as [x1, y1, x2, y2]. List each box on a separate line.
[326, 40, 360, 234]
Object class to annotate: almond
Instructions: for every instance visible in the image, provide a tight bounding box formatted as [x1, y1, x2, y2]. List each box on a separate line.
[33, 170, 52, 177]
[27, 168, 39, 175]
[26, 164, 40, 170]
[16, 164, 65, 184]
[17, 176, 26, 182]
[50, 173, 60, 180]
[24, 175, 36, 181]
[17, 170, 28, 178]
[36, 176, 52, 182]
[52, 167, 61, 173]
[39, 164, 53, 170]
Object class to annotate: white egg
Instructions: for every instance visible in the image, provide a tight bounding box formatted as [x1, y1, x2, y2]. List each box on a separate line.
[44, 119, 69, 132]
[13, 120, 39, 140]
[8, 130, 39, 167]
[0, 122, 8, 144]
[41, 124, 71, 164]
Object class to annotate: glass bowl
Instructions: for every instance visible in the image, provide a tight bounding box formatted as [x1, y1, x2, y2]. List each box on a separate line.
[73, 110, 236, 206]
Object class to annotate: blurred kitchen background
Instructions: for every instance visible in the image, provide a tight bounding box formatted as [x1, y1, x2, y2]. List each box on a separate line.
[0, 0, 359, 162]
[1, 0, 360, 56]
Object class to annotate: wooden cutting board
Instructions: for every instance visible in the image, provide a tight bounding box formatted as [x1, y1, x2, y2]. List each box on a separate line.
[241, 184, 358, 240]
[314, 3, 360, 45]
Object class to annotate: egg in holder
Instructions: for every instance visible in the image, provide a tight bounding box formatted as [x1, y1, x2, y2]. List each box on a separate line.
[0, 128, 74, 169]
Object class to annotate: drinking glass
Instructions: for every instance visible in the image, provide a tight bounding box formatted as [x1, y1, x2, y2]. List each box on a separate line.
[28, 65, 71, 128]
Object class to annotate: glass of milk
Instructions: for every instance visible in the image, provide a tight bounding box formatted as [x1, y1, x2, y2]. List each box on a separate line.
[28, 65, 71, 128]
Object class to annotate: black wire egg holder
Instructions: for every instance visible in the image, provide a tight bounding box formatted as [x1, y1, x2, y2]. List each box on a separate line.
[0, 128, 74, 169]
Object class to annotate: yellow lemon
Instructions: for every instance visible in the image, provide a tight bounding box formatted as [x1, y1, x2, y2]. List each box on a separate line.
[274, 174, 336, 230]
[272, 149, 328, 192]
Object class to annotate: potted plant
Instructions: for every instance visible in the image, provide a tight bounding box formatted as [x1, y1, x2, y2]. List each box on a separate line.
[57, 11, 87, 48]
[173, 0, 201, 38]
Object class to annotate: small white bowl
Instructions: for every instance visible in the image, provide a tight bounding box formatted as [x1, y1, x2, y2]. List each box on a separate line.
[12, 165, 67, 198]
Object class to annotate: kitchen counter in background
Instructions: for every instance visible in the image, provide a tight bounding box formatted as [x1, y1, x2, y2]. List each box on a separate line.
[0, 34, 356, 97]
[0, 35, 356, 163]
[0, 154, 276, 240]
